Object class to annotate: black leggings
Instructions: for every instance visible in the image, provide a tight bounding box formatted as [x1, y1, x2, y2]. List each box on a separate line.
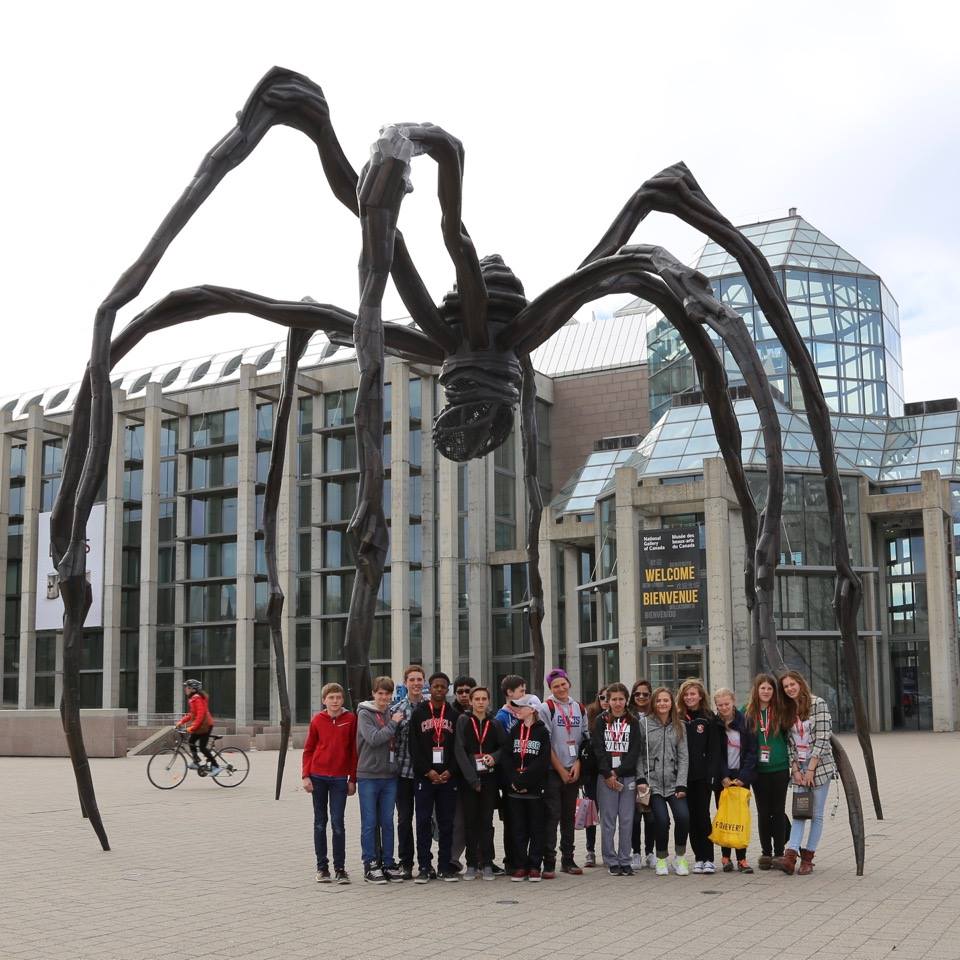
[686, 778, 714, 863]
[631, 806, 654, 855]
[188, 733, 217, 766]
[754, 770, 790, 857]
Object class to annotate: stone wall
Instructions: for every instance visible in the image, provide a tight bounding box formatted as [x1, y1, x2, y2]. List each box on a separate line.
[0, 709, 127, 757]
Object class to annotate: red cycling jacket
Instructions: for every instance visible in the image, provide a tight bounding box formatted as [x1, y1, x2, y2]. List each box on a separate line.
[179, 693, 214, 734]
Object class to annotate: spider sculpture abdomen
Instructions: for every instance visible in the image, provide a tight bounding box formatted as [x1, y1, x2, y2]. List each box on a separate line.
[433, 255, 528, 461]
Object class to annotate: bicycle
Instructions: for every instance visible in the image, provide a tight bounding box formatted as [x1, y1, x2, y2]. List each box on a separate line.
[147, 728, 250, 790]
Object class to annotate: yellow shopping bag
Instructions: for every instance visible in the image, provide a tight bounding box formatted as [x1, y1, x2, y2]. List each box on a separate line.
[709, 785, 752, 848]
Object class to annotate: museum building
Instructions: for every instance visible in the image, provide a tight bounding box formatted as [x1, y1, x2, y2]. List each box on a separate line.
[1, 210, 956, 732]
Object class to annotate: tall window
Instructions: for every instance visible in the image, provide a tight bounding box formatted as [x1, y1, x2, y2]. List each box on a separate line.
[491, 564, 530, 687]
[120, 424, 143, 711]
[494, 430, 516, 549]
[156, 419, 178, 715]
[2, 444, 25, 704]
[294, 395, 313, 723]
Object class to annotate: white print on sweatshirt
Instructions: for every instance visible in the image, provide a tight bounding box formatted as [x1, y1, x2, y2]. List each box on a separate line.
[602, 720, 631, 754]
[511, 737, 543, 755]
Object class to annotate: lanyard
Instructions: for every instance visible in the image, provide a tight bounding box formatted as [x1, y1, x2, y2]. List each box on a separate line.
[430, 702, 447, 746]
[554, 699, 575, 736]
[471, 717, 490, 752]
[759, 707, 770, 743]
[607, 715, 628, 750]
[518, 723, 532, 771]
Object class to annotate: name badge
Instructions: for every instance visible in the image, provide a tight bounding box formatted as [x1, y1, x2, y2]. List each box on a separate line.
[432, 747, 444, 765]
[612, 755, 622, 769]
[567, 741, 578, 759]
[796, 744, 810, 761]
[759, 745, 770, 764]
[389, 750, 396, 765]
[475, 755, 486, 772]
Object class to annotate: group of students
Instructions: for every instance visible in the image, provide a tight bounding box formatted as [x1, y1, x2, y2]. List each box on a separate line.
[300, 664, 835, 884]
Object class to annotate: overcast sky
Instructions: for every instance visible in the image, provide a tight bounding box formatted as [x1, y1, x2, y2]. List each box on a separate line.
[2, 1, 958, 406]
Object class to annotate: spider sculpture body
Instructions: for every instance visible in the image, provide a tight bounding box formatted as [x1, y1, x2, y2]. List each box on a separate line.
[53, 67, 878, 871]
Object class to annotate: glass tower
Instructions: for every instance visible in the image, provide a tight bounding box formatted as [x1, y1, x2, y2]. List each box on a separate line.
[640, 212, 902, 424]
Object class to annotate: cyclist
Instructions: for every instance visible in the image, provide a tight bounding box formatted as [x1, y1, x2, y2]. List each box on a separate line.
[175, 680, 223, 775]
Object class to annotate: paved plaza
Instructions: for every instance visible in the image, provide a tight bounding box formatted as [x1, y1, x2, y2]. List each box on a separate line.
[2, 731, 958, 960]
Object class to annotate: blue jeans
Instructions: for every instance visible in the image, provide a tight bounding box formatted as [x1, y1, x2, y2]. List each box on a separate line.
[788, 779, 830, 852]
[358, 777, 398, 868]
[650, 793, 690, 858]
[310, 775, 349, 871]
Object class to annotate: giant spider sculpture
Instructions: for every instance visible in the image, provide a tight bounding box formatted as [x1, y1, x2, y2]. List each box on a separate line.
[52, 67, 879, 871]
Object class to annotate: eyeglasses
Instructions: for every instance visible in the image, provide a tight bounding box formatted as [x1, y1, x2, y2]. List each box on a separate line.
[599, 694, 608, 700]
[634, 691, 650, 698]
[455, 687, 472, 694]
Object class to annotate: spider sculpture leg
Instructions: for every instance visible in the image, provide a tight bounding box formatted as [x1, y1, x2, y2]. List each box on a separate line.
[263, 326, 312, 800]
[519, 355, 546, 687]
[582, 163, 880, 826]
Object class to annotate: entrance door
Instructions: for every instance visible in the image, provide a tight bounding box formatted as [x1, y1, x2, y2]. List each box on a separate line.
[579, 644, 619, 703]
[647, 648, 706, 693]
[890, 641, 932, 730]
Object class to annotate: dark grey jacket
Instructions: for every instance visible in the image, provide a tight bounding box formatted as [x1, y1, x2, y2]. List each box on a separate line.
[356, 700, 399, 779]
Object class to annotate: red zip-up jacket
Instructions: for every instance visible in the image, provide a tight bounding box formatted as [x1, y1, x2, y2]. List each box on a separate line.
[301, 709, 358, 780]
[178, 693, 213, 734]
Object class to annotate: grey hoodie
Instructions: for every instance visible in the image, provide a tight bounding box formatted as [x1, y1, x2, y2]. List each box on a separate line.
[356, 700, 400, 779]
[640, 715, 689, 796]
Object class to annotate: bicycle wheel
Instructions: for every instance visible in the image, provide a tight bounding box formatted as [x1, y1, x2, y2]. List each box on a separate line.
[147, 748, 188, 789]
[211, 747, 250, 787]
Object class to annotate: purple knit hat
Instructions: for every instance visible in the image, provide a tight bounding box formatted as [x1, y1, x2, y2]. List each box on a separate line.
[545, 668, 569, 687]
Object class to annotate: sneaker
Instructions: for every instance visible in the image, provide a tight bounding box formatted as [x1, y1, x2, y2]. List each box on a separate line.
[631, 852, 643, 870]
[186, 762, 199, 770]
[383, 867, 404, 883]
[448, 859, 463, 873]
[585, 851, 597, 867]
[738, 860, 754, 874]
[510, 869, 527, 882]
[400, 865, 414, 881]
[428, 868, 438, 880]
[655, 858, 669, 876]
[527, 869, 542, 882]
[315, 868, 331, 883]
[608, 865, 622, 877]
[702, 861, 717, 874]
[674, 856, 690, 876]
[413, 869, 431, 884]
[645, 853, 658, 870]
[463, 866, 477, 881]
[620, 865, 634, 877]
[335, 869, 350, 884]
[491, 863, 505, 876]
[561, 862, 583, 875]
[722, 857, 734, 873]
[209, 765, 225, 776]
[364, 867, 387, 884]
[439, 870, 460, 882]
[692, 861, 705, 874]
[541, 867, 556, 880]
[482, 866, 495, 881]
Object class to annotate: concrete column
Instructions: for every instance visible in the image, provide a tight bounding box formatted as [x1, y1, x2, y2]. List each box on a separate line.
[17, 407, 44, 709]
[137, 384, 162, 724]
[389, 361, 411, 679]
[437, 454, 458, 678]
[613, 466, 641, 682]
[234, 366, 258, 723]
[174, 417, 189, 717]
[419, 375, 437, 672]
[540, 537, 557, 686]
[0, 415, 11, 644]
[921, 470, 958, 731]
[101, 390, 126, 709]
[562, 544, 581, 697]
[275, 384, 298, 723]
[704, 457, 734, 692]
[466, 457, 488, 682]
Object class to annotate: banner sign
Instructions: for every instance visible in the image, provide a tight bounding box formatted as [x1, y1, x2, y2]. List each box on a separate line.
[639, 527, 701, 625]
[35, 503, 105, 631]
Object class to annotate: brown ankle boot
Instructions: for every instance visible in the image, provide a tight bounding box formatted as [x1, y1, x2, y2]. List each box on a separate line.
[797, 848, 814, 875]
[773, 849, 798, 875]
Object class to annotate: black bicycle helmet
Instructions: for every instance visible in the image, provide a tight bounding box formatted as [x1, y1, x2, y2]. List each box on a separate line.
[184, 678, 203, 692]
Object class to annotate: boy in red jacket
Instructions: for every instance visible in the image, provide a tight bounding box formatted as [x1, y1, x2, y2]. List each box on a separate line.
[302, 683, 358, 883]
